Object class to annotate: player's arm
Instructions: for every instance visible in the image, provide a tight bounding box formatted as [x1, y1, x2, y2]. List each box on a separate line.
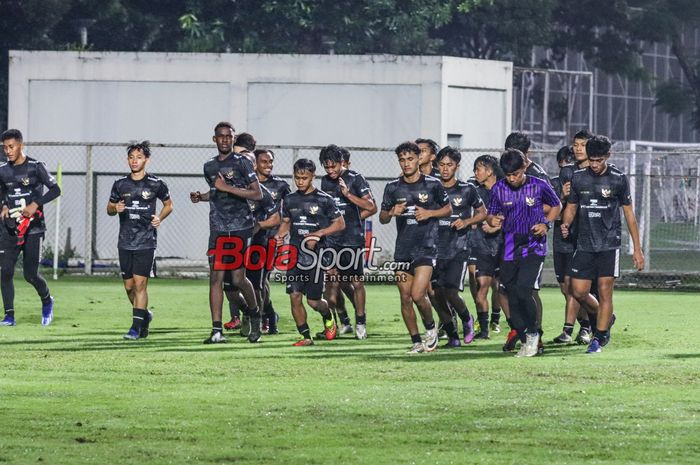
[560, 202, 577, 238]
[274, 217, 291, 246]
[259, 212, 281, 230]
[379, 186, 404, 224]
[151, 198, 173, 227]
[107, 182, 125, 216]
[486, 192, 503, 228]
[214, 175, 263, 201]
[314, 215, 345, 239]
[24, 162, 61, 218]
[622, 204, 644, 271]
[190, 190, 210, 202]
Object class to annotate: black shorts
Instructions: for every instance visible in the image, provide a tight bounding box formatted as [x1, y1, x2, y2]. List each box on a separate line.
[434, 253, 469, 291]
[331, 246, 365, 277]
[207, 228, 253, 270]
[285, 266, 325, 300]
[499, 254, 545, 292]
[396, 256, 436, 276]
[570, 249, 620, 280]
[119, 248, 155, 280]
[553, 251, 574, 283]
[475, 253, 500, 278]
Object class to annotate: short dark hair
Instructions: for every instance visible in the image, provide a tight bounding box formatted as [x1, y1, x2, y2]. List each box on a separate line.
[586, 135, 612, 158]
[504, 131, 531, 153]
[340, 147, 351, 163]
[474, 154, 504, 179]
[127, 140, 151, 158]
[319, 144, 344, 165]
[1, 129, 23, 142]
[293, 158, 316, 174]
[395, 141, 420, 157]
[415, 138, 439, 156]
[235, 132, 256, 151]
[254, 149, 274, 160]
[573, 129, 594, 141]
[500, 148, 526, 174]
[556, 145, 575, 164]
[436, 146, 461, 164]
[214, 121, 235, 133]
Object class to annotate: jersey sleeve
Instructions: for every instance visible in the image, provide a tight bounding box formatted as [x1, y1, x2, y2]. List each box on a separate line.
[264, 191, 278, 215]
[541, 180, 561, 208]
[434, 182, 449, 207]
[468, 185, 484, 210]
[204, 163, 215, 189]
[354, 173, 372, 198]
[323, 195, 342, 220]
[36, 161, 58, 188]
[239, 157, 258, 186]
[280, 181, 292, 199]
[380, 183, 396, 212]
[618, 173, 632, 206]
[281, 197, 291, 220]
[109, 181, 121, 203]
[567, 175, 581, 204]
[487, 186, 503, 216]
[156, 180, 171, 201]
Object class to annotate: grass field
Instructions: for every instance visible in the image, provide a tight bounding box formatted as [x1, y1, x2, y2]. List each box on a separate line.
[1, 277, 699, 465]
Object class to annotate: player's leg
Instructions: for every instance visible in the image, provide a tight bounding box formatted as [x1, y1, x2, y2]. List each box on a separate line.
[411, 265, 438, 352]
[0, 245, 21, 325]
[289, 291, 313, 346]
[513, 255, 544, 357]
[489, 274, 503, 333]
[441, 255, 473, 345]
[475, 274, 492, 341]
[205, 265, 227, 344]
[307, 268, 336, 341]
[347, 278, 366, 339]
[22, 235, 53, 326]
[396, 271, 422, 352]
[228, 267, 262, 342]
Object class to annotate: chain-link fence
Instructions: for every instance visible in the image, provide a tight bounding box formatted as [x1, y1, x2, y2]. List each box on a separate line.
[25, 142, 700, 289]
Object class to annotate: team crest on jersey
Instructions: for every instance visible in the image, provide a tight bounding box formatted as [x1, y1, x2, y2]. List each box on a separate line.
[20, 177, 30, 186]
[452, 197, 463, 207]
[270, 191, 278, 200]
[418, 193, 428, 203]
[526, 196, 535, 206]
[601, 188, 612, 198]
[223, 170, 235, 180]
[309, 205, 319, 215]
[141, 190, 152, 200]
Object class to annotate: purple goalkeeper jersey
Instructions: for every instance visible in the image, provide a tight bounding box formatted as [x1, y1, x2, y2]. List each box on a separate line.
[488, 176, 560, 261]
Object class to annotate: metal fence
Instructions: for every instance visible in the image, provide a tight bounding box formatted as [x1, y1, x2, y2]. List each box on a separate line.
[25, 142, 700, 288]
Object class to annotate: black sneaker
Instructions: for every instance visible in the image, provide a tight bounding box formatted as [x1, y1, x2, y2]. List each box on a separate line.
[314, 330, 327, 340]
[203, 330, 226, 344]
[474, 330, 490, 340]
[248, 315, 262, 343]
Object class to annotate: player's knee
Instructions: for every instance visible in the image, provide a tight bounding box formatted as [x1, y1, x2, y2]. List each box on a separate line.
[410, 289, 427, 304]
[22, 269, 38, 285]
[1, 269, 14, 282]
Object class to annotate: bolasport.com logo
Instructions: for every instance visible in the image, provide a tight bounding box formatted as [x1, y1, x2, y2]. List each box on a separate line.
[207, 235, 409, 282]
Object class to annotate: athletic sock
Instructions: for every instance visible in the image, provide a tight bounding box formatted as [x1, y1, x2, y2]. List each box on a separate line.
[506, 317, 514, 330]
[5, 309, 14, 318]
[229, 301, 240, 318]
[589, 313, 598, 330]
[264, 299, 275, 315]
[212, 321, 223, 333]
[563, 324, 574, 336]
[131, 308, 148, 331]
[297, 323, 311, 339]
[490, 307, 501, 324]
[41, 293, 52, 306]
[580, 319, 592, 331]
[423, 320, 436, 331]
[477, 312, 489, 333]
[356, 313, 366, 325]
[411, 333, 422, 344]
[443, 321, 459, 340]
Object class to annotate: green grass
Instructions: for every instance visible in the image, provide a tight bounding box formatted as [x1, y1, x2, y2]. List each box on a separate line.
[1, 277, 699, 465]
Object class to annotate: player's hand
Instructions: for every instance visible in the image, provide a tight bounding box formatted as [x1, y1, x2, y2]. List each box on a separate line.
[414, 206, 431, 221]
[150, 215, 161, 227]
[531, 223, 548, 236]
[214, 174, 231, 193]
[274, 232, 288, 247]
[561, 223, 570, 238]
[562, 181, 571, 198]
[339, 178, 350, 197]
[491, 214, 504, 228]
[451, 218, 468, 230]
[633, 249, 645, 271]
[8, 206, 22, 220]
[303, 234, 321, 250]
[21, 202, 39, 218]
[482, 223, 500, 233]
[391, 202, 407, 217]
[190, 191, 201, 203]
[115, 200, 126, 213]
[0, 206, 8, 220]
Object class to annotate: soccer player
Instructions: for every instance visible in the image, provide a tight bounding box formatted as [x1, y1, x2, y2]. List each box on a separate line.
[107, 141, 173, 339]
[223, 151, 280, 338]
[190, 122, 263, 344]
[487, 149, 561, 357]
[433, 146, 485, 347]
[471, 155, 508, 342]
[380, 141, 451, 353]
[551, 145, 581, 344]
[0, 129, 60, 327]
[250, 148, 291, 334]
[319, 145, 376, 339]
[274, 159, 345, 346]
[561, 135, 644, 353]
[415, 138, 441, 177]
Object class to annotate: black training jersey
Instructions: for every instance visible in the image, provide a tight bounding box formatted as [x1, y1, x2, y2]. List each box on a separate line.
[249, 184, 279, 245]
[261, 175, 291, 211]
[282, 189, 341, 266]
[437, 181, 483, 259]
[321, 169, 372, 247]
[568, 165, 632, 252]
[0, 157, 58, 236]
[109, 174, 170, 251]
[526, 161, 552, 186]
[203, 153, 258, 232]
[381, 174, 449, 261]
[552, 163, 577, 254]
[469, 184, 503, 257]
